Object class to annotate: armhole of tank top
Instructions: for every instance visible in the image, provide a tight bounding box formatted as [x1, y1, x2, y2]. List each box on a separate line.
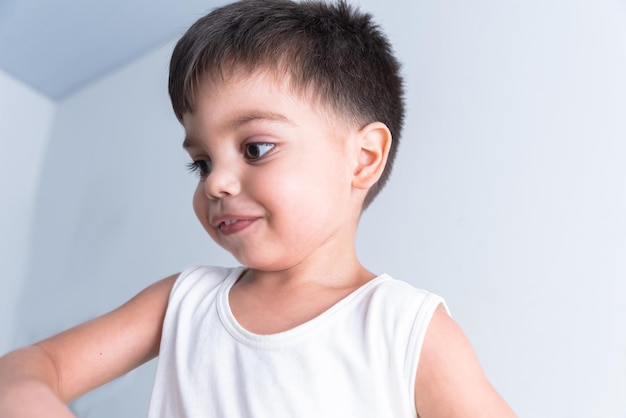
[404, 293, 451, 405]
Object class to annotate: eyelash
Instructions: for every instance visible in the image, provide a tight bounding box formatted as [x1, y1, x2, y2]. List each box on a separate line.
[186, 142, 275, 177]
[186, 160, 211, 178]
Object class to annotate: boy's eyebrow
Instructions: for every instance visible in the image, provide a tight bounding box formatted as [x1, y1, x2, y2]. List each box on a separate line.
[182, 111, 291, 149]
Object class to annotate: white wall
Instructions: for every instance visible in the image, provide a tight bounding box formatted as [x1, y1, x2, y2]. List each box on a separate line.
[0, 70, 55, 355]
[357, 0, 626, 416]
[4, 0, 626, 417]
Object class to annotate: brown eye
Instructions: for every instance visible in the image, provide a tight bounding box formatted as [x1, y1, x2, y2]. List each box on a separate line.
[244, 143, 274, 160]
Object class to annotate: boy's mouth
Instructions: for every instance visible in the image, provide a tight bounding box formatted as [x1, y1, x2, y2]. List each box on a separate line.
[217, 218, 257, 234]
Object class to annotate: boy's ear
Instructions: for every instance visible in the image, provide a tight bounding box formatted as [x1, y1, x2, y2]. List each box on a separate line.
[352, 122, 392, 190]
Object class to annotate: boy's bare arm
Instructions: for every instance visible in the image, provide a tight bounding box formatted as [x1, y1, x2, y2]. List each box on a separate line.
[414, 306, 516, 417]
[0, 274, 177, 415]
[0, 346, 76, 417]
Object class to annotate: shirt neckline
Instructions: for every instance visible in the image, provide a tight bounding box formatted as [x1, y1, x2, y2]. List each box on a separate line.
[216, 267, 391, 349]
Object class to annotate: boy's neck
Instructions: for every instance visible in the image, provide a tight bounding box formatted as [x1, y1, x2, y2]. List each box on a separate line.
[238, 230, 373, 290]
[227, 232, 377, 335]
[229, 259, 376, 335]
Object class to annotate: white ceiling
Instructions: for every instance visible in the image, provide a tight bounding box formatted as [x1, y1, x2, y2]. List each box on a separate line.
[0, 0, 226, 101]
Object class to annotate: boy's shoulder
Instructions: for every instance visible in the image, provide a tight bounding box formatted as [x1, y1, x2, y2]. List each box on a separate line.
[365, 273, 447, 316]
[363, 274, 448, 349]
[169, 265, 243, 298]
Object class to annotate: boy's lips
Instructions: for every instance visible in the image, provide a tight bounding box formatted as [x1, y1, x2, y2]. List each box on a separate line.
[211, 215, 260, 235]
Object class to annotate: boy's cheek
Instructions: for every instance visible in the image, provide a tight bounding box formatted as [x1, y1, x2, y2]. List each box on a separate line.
[192, 186, 210, 227]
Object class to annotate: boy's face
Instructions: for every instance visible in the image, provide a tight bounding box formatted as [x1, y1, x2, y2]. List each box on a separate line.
[182, 71, 363, 271]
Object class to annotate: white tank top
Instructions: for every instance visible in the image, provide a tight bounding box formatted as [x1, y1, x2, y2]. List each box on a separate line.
[148, 266, 447, 418]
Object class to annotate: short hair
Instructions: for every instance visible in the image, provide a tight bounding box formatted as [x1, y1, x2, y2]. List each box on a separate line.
[169, 0, 405, 208]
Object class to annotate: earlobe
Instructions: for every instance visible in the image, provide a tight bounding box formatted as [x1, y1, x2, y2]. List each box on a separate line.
[352, 122, 392, 190]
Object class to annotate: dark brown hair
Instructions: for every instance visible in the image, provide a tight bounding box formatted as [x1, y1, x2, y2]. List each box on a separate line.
[169, 0, 405, 208]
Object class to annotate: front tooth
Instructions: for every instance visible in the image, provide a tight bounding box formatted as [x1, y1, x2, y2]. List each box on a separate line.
[224, 220, 236, 226]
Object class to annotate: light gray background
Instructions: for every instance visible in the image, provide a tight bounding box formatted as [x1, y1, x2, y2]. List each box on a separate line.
[1, 0, 626, 417]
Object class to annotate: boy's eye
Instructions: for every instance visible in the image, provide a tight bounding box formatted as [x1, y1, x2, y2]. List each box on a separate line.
[186, 159, 212, 177]
[244, 143, 274, 160]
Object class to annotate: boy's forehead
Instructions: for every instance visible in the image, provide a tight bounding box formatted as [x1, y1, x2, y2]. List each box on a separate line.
[191, 70, 300, 116]
[197, 67, 301, 102]
[186, 69, 357, 131]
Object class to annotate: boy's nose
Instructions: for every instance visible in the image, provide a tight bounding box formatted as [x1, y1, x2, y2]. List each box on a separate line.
[203, 165, 241, 199]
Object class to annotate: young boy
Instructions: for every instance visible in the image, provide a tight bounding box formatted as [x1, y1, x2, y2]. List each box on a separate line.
[0, 0, 515, 416]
